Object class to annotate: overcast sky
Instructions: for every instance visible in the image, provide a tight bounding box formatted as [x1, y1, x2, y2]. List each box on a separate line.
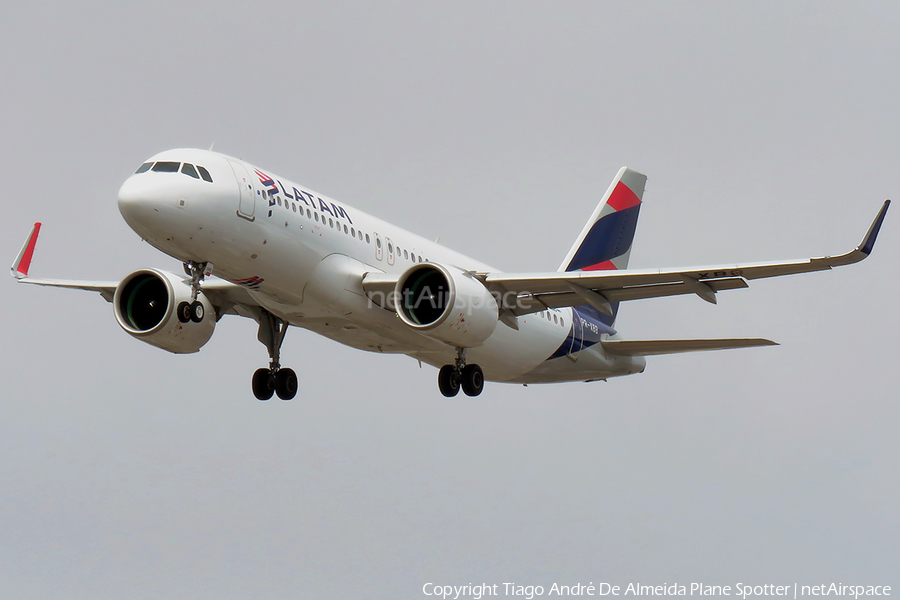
[1, 2, 898, 598]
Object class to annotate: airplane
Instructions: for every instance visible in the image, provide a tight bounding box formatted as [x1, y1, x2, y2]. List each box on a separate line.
[11, 148, 890, 400]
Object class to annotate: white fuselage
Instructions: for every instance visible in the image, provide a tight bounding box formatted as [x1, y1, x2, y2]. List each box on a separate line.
[117, 148, 645, 384]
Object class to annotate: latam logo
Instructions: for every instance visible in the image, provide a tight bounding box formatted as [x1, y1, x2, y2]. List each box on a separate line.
[254, 168, 353, 224]
[255, 169, 279, 196]
[227, 276, 265, 290]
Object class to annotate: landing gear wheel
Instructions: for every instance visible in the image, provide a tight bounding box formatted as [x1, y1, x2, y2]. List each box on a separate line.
[438, 365, 460, 397]
[177, 301, 192, 323]
[275, 368, 298, 400]
[461, 364, 484, 397]
[253, 310, 295, 402]
[252, 368, 275, 401]
[189, 300, 205, 323]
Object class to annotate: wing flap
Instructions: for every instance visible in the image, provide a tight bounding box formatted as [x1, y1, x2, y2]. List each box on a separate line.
[602, 338, 778, 356]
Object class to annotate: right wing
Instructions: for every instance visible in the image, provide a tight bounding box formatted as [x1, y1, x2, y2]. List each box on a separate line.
[11, 223, 119, 300]
[10, 222, 262, 317]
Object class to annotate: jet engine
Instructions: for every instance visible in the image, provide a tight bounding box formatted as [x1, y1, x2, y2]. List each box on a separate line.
[395, 263, 498, 347]
[113, 268, 215, 354]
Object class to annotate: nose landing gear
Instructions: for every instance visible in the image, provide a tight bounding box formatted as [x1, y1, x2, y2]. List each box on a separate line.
[438, 348, 484, 397]
[252, 309, 297, 401]
[177, 261, 213, 324]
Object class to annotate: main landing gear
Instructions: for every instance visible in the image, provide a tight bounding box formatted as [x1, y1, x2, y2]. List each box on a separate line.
[438, 348, 484, 397]
[177, 261, 212, 324]
[252, 309, 298, 401]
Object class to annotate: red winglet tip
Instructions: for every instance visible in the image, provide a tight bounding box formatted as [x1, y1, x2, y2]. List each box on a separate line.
[15, 223, 42, 277]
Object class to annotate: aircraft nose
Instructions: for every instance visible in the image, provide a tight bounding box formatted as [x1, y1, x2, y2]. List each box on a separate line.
[117, 175, 173, 230]
[118, 176, 145, 209]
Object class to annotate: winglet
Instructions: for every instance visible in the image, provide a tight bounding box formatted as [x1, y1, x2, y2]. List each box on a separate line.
[859, 200, 890, 255]
[821, 200, 891, 268]
[11, 222, 42, 279]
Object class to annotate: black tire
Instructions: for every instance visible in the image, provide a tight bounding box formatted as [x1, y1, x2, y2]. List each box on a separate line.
[252, 368, 274, 401]
[177, 301, 192, 323]
[461, 364, 484, 397]
[438, 365, 460, 397]
[189, 300, 205, 323]
[275, 368, 298, 400]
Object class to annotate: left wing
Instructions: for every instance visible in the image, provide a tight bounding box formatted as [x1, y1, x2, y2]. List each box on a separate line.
[486, 199, 889, 315]
[362, 200, 889, 316]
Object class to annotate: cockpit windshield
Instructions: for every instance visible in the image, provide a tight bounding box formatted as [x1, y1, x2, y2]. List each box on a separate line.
[135, 161, 213, 182]
[151, 161, 180, 173]
[181, 163, 199, 179]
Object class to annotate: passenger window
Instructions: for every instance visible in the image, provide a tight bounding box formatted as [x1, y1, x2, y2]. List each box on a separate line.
[358, 231, 363, 240]
[553, 314, 558, 324]
[351, 227, 356, 237]
[197, 166, 213, 182]
[376, 237, 381, 248]
[329, 218, 334, 228]
[152, 161, 180, 173]
[403, 249, 409, 260]
[315, 213, 319, 222]
[181, 163, 200, 179]
[292, 203, 297, 212]
[366, 234, 370, 243]
[135, 162, 153, 174]
[277, 197, 282, 206]
[388, 243, 393, 254]
[307, 209, 311, 218]
[343, 225, 348, 234]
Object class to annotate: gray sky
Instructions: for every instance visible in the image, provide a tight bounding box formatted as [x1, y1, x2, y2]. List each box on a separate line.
[2, 1, 898, 597]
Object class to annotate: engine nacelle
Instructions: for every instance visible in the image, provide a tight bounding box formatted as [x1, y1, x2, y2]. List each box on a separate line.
[395, 263, 498, 348]
[113, 269, 215, 354]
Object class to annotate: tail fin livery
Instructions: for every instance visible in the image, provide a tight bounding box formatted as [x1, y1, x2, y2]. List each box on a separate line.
[559, 167, 646, 273]
[558, 168, 646, 325]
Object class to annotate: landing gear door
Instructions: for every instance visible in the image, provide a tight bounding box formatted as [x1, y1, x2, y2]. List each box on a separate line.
[229, 161, 256, 221]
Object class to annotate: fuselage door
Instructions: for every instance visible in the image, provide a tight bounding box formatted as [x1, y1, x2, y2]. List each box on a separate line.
[229, 161, 256, 221]
[385, 237, 395, 266]
[567, 309, 584, 362]
[374, 232, 383, 261]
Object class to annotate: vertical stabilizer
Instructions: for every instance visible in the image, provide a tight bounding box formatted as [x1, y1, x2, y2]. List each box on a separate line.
[558, 168, 645, 325]
[559, 167, 646, 273]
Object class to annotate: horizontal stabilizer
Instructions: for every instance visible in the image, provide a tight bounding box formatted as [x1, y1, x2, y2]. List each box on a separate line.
[602, 338, 777, 356]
